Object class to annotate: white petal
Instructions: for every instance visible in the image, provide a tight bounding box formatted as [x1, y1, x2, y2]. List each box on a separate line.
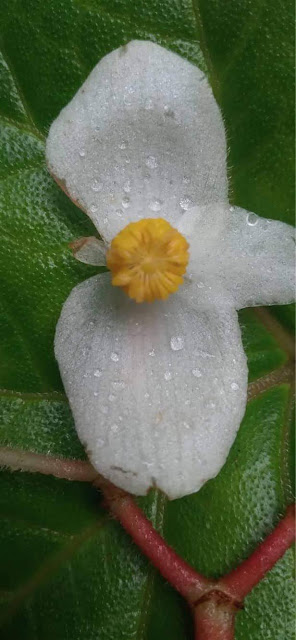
[55, 273, 247, 500]
[70, 236, 106, 266]
[46, 40, 227, 243]
[178, 204, 295, 310]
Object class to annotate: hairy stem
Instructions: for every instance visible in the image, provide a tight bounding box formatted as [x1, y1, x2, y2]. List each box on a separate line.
[0, 446, 97, 482]
[193, 602, 236, 640]
[1, 446, 295, 639]
[219, 505, 295, 600]
[94, 476, 210, 600]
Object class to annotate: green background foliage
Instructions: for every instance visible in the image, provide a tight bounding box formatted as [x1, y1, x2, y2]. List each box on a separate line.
[0, 0, 294, 638]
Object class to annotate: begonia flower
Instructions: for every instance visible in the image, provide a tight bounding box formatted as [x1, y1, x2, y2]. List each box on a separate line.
[46, 41, 295, 499]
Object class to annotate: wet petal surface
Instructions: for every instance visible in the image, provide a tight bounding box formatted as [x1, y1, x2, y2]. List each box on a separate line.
[55, 273, 247, 499]
[46, 40, 227, 242]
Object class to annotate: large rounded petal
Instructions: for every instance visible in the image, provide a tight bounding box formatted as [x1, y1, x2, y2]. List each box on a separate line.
[178, 203, 295, 310]
[55, 273, 247, 499]
[46, 40, 227, 243]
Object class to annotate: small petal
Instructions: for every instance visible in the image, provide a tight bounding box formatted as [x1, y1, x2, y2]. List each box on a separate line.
[70, 236, 106, 266]
[178, 204, 295, 309]
[55, 273, 247, 499]
[46, 40, 227, 243]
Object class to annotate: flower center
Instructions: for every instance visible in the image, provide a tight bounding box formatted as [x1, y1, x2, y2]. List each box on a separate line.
[106, 218, 189, 303]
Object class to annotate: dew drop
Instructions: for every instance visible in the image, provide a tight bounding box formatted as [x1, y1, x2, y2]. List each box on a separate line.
[192, 368, 202, 378]
[115, 209, 123, 217]
[246, 213, 258, 226]
[90, 204, 98, 213]
[119, 140, 128, 149]
[112, 381, 126, 390]
[111, 352, 119, 362]
[183, 421, 191, 430]
[145, 99, 153, 110]
[183, 176, 190, 185]
[79, 149, 85, 158]
[108, 393, 116, 402]
[101, 405, 109, 414]
[123, 180, 131, 193]
[93, 369, 102, 378]
[91, 180, 102, 192]
[164, 105, 174, 117]
[148, 199, 163, 212]
[164, 371, 172, 381]
[111, 424, 119, 433]
[145, 155, 158, 169]
[94, 392, 98, 397]
[143, 461, 153, 469]
[180, 196, 193, 211]
[149, 349, 155, 357]
[122, 196, 130, 209]
[144, 392, 150, 399]
[231, 382, 239, 391]
[170, 336, 184, 351]
[229, 206, 234, 212]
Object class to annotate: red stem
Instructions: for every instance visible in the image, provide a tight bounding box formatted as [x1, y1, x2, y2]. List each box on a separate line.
[1, 447, 294, 640]
[220, 505, 295, 600]
[94, 478, 210, 601]
[194, 602, 236, 640]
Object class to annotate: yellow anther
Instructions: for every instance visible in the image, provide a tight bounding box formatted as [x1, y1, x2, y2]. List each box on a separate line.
[106, 218, 189, 303]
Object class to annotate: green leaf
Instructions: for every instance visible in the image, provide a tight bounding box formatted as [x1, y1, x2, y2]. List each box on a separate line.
[0, 1, 294, 639]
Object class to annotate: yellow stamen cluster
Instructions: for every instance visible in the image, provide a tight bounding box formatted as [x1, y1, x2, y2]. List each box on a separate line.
[106, 218, 189, 303]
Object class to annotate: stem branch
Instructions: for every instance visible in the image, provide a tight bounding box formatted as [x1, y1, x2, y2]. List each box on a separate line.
[94, 476, 210, 600]
[220, 505, 295, 600]
[1, 446, 295, 639]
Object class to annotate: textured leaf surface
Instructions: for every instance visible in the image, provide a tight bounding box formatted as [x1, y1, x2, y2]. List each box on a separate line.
[0, 0, 294, 638]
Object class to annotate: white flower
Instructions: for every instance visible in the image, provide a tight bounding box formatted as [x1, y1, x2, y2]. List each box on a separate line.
[46, 41, 295, 500]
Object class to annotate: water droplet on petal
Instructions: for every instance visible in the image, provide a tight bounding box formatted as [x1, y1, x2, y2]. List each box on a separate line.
[79, 149, 85, 158]
[119, 140, 128, 149]
[93, 369, 102, 377]
[91, 180, 102, 192]
[247, 213, 258, 226]
[123, 180, 131, 193]
[192, 368, 202, 378]
[145, 99, 153, 110]
[145, 155, 158, 169]
[149, 349, 155, 357]
[180, 196, 193, 211]
[111, 424, 119, 433]
[108, 393, 116, 402]
[143, 460, 153, 468]
[111, 352, 119, 362]
[164, 371, 172, 381]
[164, 105, 174, 117]
[111, 381, 126, 390]
[90, 204, 98, 213]
[170, 336, 184, 351]
[122, 196, 130, 209]
[148, 199, 163, 212]
[101, 405, 109, 414]
[231, 382, 239, 391]
[229, 206, 234, 212]
[144, 392, 150, 399]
